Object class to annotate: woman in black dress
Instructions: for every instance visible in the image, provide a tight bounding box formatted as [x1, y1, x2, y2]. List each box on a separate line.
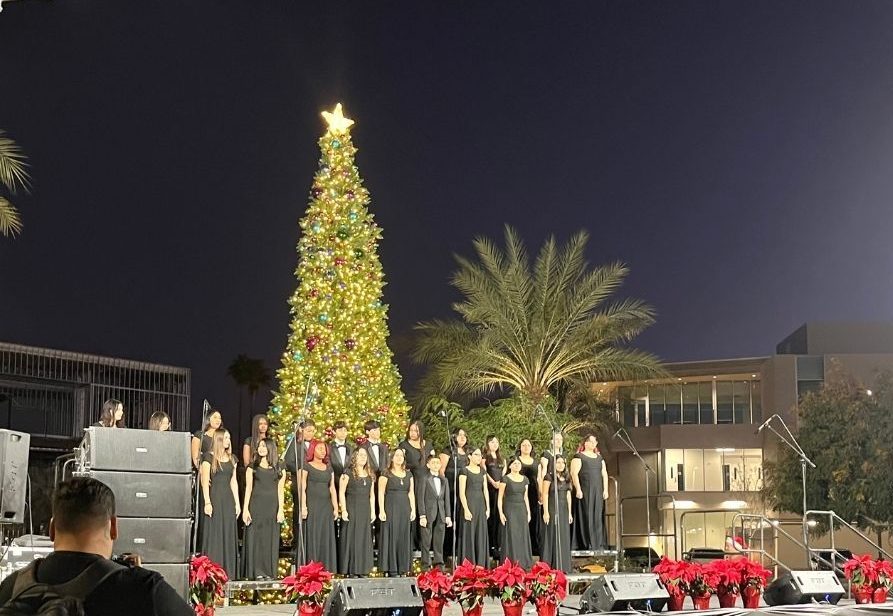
[570, 434, 609, 550]
[192, 410, 223, 469]
[484, 435, 506, 560]
[498, 456, 533, 568]
[398, 421, 432, 549]
[93, 398, 125, 428]
[458, 446, 489, 566]
[242, 437, 285, 580]
[200, 429, 239, 578]
[378, 448, 416, 576]
[339, 447, 375, 576]
[541, 456, 573, 572]
[516, 438, 540, 555]
[243, 414, 270, 468]
[439, 427, 469, 564]
[301, 439, 338, 571]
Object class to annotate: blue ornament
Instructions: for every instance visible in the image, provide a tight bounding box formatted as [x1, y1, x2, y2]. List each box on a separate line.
[293, 351, 304, 361]
[332, 139, 341, 149]
[348, 210, 359, 222]
[319, 313, 329, 324]
[311, 221, 322, 233]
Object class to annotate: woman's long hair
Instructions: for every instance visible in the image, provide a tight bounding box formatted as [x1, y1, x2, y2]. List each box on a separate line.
[349, 448, 375, 481]
[148, 411, 169, 431]
[577, 433, 598, 454]
[250, 437, 280, 473]
[405, 420, 425, 445]
[249, 414, 269, 449]
[99, 399, 125, 428]
[387, 448, 407, 474]
[485, 434, 503, 464]
[305, 438, 330, 464]
[210, 429, 233, 474]
[202, 410, 222, 432]
[551, 456, 569, 484]
[450, 427, 468, 454]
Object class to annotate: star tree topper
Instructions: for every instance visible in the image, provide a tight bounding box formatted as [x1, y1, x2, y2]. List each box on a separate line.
[321, 103, 354, 134]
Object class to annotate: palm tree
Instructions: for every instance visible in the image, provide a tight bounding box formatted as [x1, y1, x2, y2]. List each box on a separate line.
[227, 354, 272, 416]
[0, 130, 31, 237]
[413, 226, 664, 411]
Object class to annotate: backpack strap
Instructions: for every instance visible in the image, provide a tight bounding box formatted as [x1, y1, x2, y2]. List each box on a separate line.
[8, 556, 125, 603]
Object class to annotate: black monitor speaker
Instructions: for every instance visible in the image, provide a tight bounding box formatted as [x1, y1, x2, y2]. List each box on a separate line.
[580, 573, 669, 612]
[324, 577, 423, 616]
[763, 571, 843, 605]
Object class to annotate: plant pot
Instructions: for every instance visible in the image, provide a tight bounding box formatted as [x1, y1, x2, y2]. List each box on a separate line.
[853, 587, 873, 604]
[718, 591, 739, 608]
[666, 592, 686, 611]
[535, 597, 558, 616]
[424, 598, 446, 616]
[742, 586, 761, 609]
[691, 592, 712, 610]
[461, 603, 484, 616]
[298, 601, 324, 616]
[873, 587, 889, 603]
[502, 600, 524, 616]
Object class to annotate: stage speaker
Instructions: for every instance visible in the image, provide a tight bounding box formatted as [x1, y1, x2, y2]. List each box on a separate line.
[74, 470, 193, 517]
[0, 429, 30, 524]
[143, 563, 189, 601]
[763, 571, 843, 605]
[324, 577, 423, 616]
[114, 518, 192, 563]
[80, 428, 191, 473]
[580, 573, 669, 612]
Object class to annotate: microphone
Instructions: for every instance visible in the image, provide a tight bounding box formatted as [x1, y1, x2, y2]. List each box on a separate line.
[203, 399, 210, 412]
[756, 414, 777, 434]
[612, 428, 624, 440]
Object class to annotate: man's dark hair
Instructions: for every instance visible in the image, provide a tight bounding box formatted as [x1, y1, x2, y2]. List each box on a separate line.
[52, 478, 116, 534]
[363, 419, 380, 433]
[300, 419, 316, 429]
[333, 420, 347, 430]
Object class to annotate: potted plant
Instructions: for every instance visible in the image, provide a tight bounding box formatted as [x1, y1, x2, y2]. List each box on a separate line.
[418, 568, 454, 616]
[490, 559, 529, 616]
[452, 559, 491, 616]
[705, 560, 740, 608]
[189, 554, 229, 616]
[844, 554, 878, 604]
[652, 557, 692, 611]
[874, 559, 893, 603]
[281, 561, 334, 616]
[526, 561, 567, 616]
[688, 562, 719, 610]
[735, 559, 772, 608]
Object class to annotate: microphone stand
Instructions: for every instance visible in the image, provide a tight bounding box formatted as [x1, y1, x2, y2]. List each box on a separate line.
[761, 414, 815, 563]
[536, 405, 563, 571]
[292, 376, 314, 568]
[442, 409, 459, 569]
[613, 428, 655, 569]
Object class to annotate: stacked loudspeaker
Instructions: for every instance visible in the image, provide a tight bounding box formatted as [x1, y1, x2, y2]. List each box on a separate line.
[76, 427, 193, 599]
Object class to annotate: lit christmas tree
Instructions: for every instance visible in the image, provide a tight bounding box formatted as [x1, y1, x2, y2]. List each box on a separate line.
[271, 102, 409, 452]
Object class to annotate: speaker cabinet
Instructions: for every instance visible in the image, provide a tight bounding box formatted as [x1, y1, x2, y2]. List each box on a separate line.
[114, 518, 192, 563]
[324, 577, 423, 616]
[763, 571, 843, 605]
[0, 429, 30, 524]
[143, 563, 190, 601]
[80, 428, 191, 473]
[580, 573, 669, 612]
[75, 470, 193, 517]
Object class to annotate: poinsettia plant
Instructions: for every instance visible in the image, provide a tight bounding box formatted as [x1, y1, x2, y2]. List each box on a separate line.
[738, 559, 772, 590]
[844, 554, 879, 590]
[189, 554, 229, 615]
[526, 561, 568, 605]
[704, 559, 740, 594]
[451, 559, 491, 609]
[688, 562, 721, 596]
[652, 557, 694, 594]
[876, 559, 893, 590]
[282, 561, 334, 606]
[490, 559, 529, 604]
[418, 568, 453, 603]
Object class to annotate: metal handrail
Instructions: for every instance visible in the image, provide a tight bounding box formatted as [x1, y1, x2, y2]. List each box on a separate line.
[729, 513, 837, 577]
[619, 492, 679, 560]
[678, 508, 763, 558]
[609, 476, 620, 571]
[806, 509, 893, 581]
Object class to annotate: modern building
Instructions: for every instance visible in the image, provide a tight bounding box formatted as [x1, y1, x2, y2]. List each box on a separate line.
[599, 322, 893, 568]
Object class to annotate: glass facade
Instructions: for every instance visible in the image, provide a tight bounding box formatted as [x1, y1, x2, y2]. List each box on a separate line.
[616, 378, 760, 427]
[663, 448, 763, 492]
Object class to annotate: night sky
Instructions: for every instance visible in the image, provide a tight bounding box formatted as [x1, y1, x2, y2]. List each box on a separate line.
[2, 1, 892, 439]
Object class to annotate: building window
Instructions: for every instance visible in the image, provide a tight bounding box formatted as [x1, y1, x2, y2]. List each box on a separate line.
[716, 382, 733, 424]
[699, 381, 714, 424]
[797, 356, 824, 400]
[751, 380, 762, 423]
[664, 448, 762, 492]
[733, 381, 751, 424]
[650, 385, 666, 426]
[682, 383, 699, 425]
[666, 384, 682, 424]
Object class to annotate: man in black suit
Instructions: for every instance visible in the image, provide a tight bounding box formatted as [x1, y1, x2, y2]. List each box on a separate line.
[283, 419, 316, 564]
[329, 420, 353, 484]
[418, 454, 452, 568]
[361, 419, 389, 475]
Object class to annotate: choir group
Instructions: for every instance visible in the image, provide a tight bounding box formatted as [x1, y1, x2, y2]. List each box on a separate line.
[190, 412, 610, 580]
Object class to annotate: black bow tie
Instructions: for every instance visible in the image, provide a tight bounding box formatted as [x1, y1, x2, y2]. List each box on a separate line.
[337, 444, 346, 449]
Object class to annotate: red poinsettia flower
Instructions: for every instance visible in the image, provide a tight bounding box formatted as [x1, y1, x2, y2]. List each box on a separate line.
[704, 559, 740, 594]
[418, 568, 453, 602]
[652, 557, 694, 593]
[527, 562, 567, 603]
[738, 559, 772, 590]
[844, 554, 879, 589]
[876, 559, 893, 590]
[189, 554, 229, 611]
[491, 559, 528, 602]
[451, 559, 491, 609]
[282, 560, 334, 605]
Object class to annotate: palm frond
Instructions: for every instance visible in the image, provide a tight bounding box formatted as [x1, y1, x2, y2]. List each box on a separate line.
[0, 131, 31, 194]
[0, 196, 23, 237]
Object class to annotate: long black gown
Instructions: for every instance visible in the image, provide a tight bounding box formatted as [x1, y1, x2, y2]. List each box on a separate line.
[200, 453, 238, 578]
[241, 465, 281, 579]
[485, 456, 504, 560]
[339, 474, 374, 576]
[379, 471, 412, 575]
[541, 474, 572, 573]
[442, 448, 468, 560]
[398, 440, 433, 549]
[518, 456, 540, 556]
[303, 464, 337, 571]
[459, 468, 489, 566]
[500, 476, 533, 568]
[573, 452, 606, 550]
[194, 431, 214, 545]
[538, 450, 565, 554]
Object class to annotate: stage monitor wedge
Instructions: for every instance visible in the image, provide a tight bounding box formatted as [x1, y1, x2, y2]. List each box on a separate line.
[763, 570, 843, 605]
[324, 578, 423, 616]
[580, 573, 669, 612]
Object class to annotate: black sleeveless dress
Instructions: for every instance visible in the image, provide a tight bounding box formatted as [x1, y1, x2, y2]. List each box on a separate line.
[459, 468, 489, 566]
[442, 448, 469, 559]
[303, 464, 337, 571]
[379, 471, 413, 575]
[398, 439, 433, 549]
[541, 474, 572, 572]
[518, 456, 540, 555]
[200, 453, 238, 578]
[500, 476, 533, 568]
[485, 456, 504, 559]
[573, 453, 606, 550]
[339, 474, 374, 575]
[241, 465, 281, 579]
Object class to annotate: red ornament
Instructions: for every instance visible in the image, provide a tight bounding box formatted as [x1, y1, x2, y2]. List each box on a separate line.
[306, 336, 320, 351]
[334, 257, 346, 266]
[344, 339, 356, 350]
[309, 289, 319, 298]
